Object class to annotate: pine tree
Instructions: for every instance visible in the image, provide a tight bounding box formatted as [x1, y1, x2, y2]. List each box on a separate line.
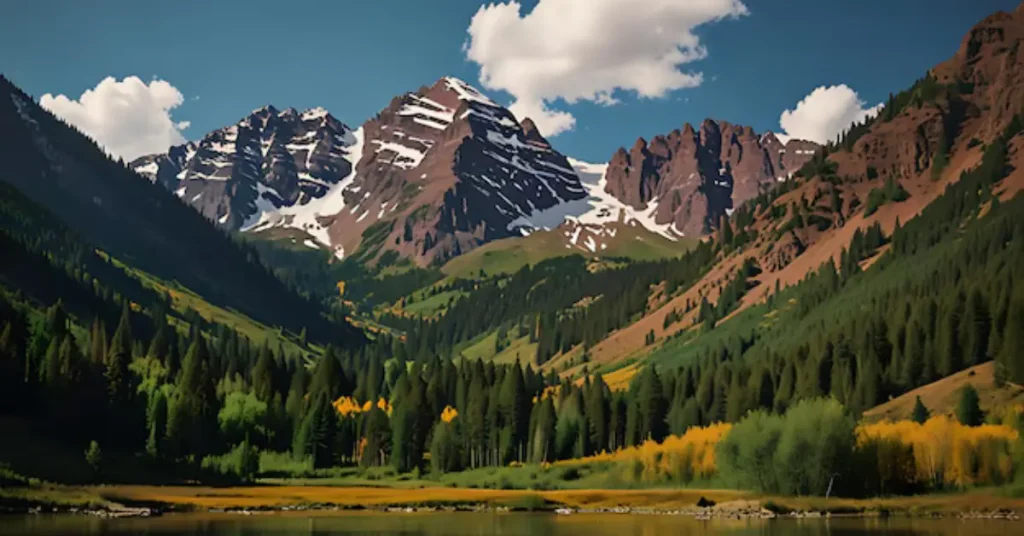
[497, 362, 529, 463]
[0, 322, 24, 410]
[251, 344, 278, 402]
[633, 367, 667, 442]
[911, 396, 929, 424]
[529, 396, 556, 462]
[146, 389, 168, 457]
[167, 337, 214, 456]
[301, 393, 338, 468]
[105, 304, 135, 413]
[359, 405, 392, 467]
[955, 385, 984, 427]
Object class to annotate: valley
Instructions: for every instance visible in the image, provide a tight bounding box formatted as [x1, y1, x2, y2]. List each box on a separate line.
[2, 0, 1024, 523]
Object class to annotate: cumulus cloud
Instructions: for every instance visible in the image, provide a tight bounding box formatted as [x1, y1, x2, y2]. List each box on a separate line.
[40, 76, 189, 161]
[464, 0, 748, 136]
[779, 84, 882, 145]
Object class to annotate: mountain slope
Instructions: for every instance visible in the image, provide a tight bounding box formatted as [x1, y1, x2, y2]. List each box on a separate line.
[553, 3, 1024, 375]
[439, 158, 702, 278]
[0, 75, 362, 345]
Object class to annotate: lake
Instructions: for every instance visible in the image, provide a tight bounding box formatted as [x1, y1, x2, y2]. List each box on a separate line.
[0, 513, 1020, 536]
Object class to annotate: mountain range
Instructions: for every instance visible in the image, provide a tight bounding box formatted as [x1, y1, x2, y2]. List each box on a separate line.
[131, 79, 820, 266]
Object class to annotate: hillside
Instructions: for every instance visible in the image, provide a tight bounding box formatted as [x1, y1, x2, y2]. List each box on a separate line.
[557, 4, 1024, 374]
[863, 362, 1024, 423]
[0, 75, 363, 346]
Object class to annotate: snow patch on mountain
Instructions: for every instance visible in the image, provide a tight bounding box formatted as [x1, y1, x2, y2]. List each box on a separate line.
[508, 158, 679, 240]
[244, 127, 365, 257]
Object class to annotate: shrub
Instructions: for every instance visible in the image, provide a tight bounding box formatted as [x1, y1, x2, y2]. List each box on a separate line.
[716, 410, 783, 492]
[84, 440, 102, 475]
[201, 441, 259, 483]
[502, 493, 549, 511]
[716, 398, 855, 496]
[258, 451, 313, 477]
[774, 398, 857, 496]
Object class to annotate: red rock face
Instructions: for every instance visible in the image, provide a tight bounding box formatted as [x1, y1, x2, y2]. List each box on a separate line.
[603, 119, 819, 236]
[932, 2, 1024, 143]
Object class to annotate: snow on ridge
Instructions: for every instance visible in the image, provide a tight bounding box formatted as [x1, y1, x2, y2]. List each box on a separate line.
[134, 161, 159, 180]
[507, 157, 678, 241]
[444, 77, 497, 106]
[301, 107, 329, 121]
[400, 94, 455, 128]
[242, 127, 366, 249]
[372, 139, 426, 170]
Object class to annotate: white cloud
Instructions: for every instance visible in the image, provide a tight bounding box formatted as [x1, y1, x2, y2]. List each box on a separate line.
[779, 84, 882, 145]
[464, 0, 748, 137]
[40, 76, 189, 161]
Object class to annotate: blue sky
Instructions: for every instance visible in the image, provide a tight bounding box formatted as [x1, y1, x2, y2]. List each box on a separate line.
[2, 0, 1017, 161]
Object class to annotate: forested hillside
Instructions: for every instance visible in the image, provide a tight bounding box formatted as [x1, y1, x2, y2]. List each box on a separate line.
[0, 75, 361, 346]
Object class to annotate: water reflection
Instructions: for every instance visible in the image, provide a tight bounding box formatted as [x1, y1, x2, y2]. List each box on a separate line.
[1, 513, 1019, 536]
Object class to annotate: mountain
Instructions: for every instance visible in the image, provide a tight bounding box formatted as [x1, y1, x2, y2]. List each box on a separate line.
[602, 120, 820, 237]
[0, 75, 363, 345]
[136, 77, 588, 266]
[131, 106, 358, 230]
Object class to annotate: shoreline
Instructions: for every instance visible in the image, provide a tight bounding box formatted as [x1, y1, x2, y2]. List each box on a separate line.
[3, 485, 1024, 520]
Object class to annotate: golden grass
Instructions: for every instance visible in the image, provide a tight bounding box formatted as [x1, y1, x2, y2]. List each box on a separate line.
[601, 363, 641, 391]
[82, 485, 1024, 514]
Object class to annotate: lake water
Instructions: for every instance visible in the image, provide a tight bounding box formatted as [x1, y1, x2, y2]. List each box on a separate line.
[0, 512, 1020, 535]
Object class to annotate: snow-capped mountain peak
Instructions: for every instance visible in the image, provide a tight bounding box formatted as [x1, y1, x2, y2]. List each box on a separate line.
[131, 105, 357, 230]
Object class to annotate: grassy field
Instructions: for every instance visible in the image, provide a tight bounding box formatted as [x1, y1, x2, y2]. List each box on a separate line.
[441, 231, 571, 279]
[402, 289, 466, 316]
[441, 226, 698, 279]
[14, 483, 1020, 516]
[458, 332, 538, 364]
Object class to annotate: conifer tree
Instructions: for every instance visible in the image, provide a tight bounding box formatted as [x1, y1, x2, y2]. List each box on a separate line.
[911, 396, 929, 424]
[955, 385, 984, 427]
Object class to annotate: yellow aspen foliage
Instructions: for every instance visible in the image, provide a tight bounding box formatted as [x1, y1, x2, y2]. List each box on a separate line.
[857, 416, 1018, 489]
[440, 405, 458, 423]
[336, 281, 346, 297]
[333, 396, 362, 417]
[334, 396, 392, 417]
[565, 422, 732, 484]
